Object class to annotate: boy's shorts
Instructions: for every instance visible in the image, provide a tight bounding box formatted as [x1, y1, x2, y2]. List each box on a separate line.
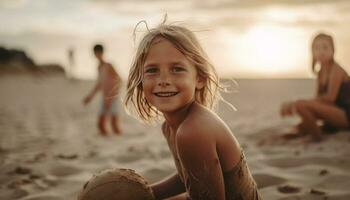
[99, 97, 119, 116]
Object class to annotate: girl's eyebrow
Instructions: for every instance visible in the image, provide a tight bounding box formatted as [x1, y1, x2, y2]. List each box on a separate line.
[144, 63, 158, 68]
[170, 61, 186, 66]
[144, 61, 187, 68]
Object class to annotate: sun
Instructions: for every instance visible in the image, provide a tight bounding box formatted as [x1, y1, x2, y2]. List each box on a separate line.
[231, 24, 305, 77]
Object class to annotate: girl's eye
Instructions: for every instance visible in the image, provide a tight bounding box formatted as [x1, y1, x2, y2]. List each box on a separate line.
[145, 68, 158, 73]
[172, 66, 185, 72]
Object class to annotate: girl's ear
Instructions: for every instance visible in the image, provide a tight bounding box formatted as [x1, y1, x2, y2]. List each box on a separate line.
[196, 76, 205, 90]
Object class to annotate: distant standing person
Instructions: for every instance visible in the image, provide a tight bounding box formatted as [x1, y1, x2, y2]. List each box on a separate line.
[68, 47, 75, 79]
[280, 33, 350, 141]
[83, 44, 122, 136]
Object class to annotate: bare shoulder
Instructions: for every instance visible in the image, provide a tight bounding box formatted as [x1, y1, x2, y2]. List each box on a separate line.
[107, 63, 121, 76]
[175, 104, 222, 161]
[178, 104, 227, 139]
[176, 103, 237, 149]
[176, 103, 241, 170]
[103, 62, 113, 70]
[108, 63, 116, 70]
[332, 64, 347, 78]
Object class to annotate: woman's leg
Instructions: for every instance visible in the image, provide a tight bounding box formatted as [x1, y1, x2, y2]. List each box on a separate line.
[281, 123, 308, 139]
[295, 100, 349, 127]
[294, 100, 322, 140]
[294, 100, 349, 140]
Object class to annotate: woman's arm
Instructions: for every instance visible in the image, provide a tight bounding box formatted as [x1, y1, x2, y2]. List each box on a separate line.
[150, 173, 186, 200]
[317, 67, 343, 103]
[176, 128, 225, 200]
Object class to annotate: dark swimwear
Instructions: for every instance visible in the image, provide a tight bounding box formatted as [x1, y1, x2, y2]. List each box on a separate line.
[320, 80, 350, 122]
[335, 80, 350, 123]
[319, 80, 350, 133]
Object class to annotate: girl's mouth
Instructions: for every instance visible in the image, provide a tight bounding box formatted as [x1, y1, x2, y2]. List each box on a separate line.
[154, 92, 179, 97]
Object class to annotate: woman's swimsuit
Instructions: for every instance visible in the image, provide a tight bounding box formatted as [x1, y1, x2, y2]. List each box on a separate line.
[319, 80, 350, 122]
[335, 80, 350, 122]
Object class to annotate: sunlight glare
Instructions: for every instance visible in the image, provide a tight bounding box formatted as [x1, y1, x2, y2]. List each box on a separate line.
[230, 24, 306, 77]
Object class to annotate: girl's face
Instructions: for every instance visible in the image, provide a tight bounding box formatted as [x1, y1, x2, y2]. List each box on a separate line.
[312, 38, 334, 64]
[142, 38, 204, 114]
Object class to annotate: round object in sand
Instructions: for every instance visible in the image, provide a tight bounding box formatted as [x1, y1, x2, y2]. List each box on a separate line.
[77, 168, 155, 200]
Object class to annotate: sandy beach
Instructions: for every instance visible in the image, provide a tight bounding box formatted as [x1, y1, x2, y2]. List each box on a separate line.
[1, 73, 350, 200]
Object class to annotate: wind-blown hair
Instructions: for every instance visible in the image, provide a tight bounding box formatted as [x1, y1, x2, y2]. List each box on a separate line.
[125, 19, 226, 123]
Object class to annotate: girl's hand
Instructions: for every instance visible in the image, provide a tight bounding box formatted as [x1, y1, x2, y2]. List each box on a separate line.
[280, 101, 295, 117]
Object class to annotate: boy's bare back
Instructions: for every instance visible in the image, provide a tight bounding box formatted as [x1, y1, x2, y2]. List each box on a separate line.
[98, 62, 121, 98]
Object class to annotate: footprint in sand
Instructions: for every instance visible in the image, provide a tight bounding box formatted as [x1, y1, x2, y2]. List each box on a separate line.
[116, 147, 148, 163]
[49, 163, 81, 177]
[277, 184, 301, 194]
[55, 153, 79, 160]
[253, 173, 286, 189]
[115, 153, 142, 163]
[310, 188, 326, 195]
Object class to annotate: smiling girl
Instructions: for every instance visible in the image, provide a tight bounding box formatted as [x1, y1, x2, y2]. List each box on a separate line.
[125, 20, 261, 200]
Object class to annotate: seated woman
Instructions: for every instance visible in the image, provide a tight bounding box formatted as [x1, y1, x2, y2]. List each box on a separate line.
[280, 33, 350, 141]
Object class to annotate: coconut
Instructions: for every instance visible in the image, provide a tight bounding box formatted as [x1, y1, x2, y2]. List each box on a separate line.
[77, 168, 155, 200]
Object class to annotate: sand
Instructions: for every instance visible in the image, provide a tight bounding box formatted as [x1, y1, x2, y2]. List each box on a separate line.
[0, 74, 350, 200]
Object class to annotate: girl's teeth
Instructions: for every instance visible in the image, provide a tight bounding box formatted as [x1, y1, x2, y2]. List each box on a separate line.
[155, 92, 177, 97]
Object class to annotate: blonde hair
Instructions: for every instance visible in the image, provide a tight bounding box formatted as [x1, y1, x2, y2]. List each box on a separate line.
[311, 32, 335, 74]
[125, 19, 225, 123]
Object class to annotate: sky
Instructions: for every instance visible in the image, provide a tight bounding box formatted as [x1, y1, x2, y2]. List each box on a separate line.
[1, 0, 350, 79]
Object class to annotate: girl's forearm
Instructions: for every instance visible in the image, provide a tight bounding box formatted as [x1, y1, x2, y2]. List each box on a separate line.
[151, 173, 186, 200]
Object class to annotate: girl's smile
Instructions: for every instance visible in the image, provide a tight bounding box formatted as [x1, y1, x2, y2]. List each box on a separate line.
[142, 37, 203, 114]
[153, 91, 179, 97]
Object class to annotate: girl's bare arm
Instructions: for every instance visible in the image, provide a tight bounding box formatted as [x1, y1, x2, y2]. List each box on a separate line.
[150, 173, 186, 200]
[176, 127, 225, 200]
[151, 123, 186, 199]
[317, 67, 343, 103]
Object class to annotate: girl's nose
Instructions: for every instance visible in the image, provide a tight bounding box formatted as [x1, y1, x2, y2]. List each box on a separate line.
[158, 72, 171, 87]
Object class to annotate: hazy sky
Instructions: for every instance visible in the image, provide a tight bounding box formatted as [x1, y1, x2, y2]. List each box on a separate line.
[1, 0, 350, 79]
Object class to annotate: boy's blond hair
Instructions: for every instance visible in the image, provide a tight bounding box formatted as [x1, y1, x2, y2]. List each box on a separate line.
[125, 20, 225, 123]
